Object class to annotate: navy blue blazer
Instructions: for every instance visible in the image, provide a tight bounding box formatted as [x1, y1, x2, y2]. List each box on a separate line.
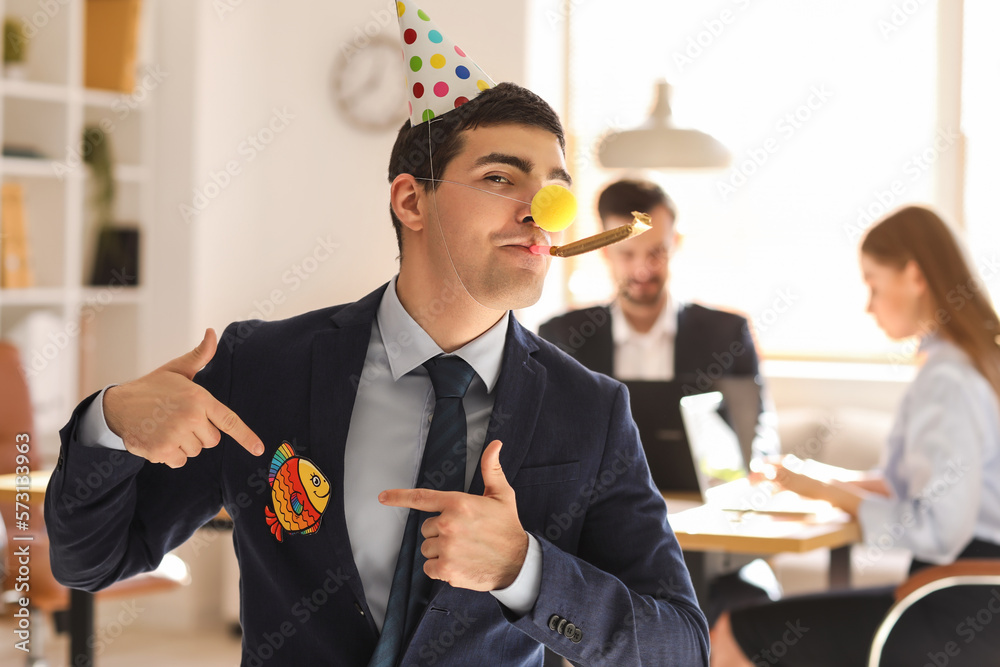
[538, 303, 760, 382]
[45, 284, 709, 666]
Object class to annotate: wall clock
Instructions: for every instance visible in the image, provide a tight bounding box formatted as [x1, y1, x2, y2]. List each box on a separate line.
[331, 34, 408, 133]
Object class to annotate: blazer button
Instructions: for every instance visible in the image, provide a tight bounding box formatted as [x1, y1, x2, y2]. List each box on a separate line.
[548, 614, 561, 631]
[571, 628, 583, 643]
[556, 618, 568, 634]
[563, 622, 576, 638]
[354, 601, 365, 616]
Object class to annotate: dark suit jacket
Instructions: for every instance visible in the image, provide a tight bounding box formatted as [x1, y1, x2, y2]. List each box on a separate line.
[45, 284, 709, 666]
[537, 303, 759, 383]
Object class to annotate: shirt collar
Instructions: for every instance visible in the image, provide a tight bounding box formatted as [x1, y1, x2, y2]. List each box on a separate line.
[610, 294, 678, 345]
[376, 276, 508, 392]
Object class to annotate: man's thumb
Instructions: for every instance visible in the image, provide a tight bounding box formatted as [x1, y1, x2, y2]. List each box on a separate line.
[162, 328, 218, 379]
[481, 440, 513, 499]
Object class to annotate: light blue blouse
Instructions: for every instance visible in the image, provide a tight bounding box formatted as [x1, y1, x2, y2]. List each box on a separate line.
[858, 335, 1000, 564]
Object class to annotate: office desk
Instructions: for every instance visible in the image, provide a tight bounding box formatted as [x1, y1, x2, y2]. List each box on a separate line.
[664, 490, 862, 606]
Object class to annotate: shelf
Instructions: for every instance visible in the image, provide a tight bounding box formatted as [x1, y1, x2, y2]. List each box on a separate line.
[1, 157, 67, 178]
[81, 286, 145, 305]
[1, 79, 69, 103]
[0, 288, 66, 306]
[83, 87, 149, 111]
[115, 164, 149, 183]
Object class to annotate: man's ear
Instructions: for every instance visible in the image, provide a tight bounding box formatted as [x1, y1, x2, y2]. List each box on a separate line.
[390, 174, 425, 233]
[670, 230, 684, 256]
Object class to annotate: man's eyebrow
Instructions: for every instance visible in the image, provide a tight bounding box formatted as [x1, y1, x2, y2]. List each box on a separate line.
[473, 152, 573, 187]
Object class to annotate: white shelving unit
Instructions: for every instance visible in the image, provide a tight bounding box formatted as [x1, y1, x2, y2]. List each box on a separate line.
[0, 0, 154, 464]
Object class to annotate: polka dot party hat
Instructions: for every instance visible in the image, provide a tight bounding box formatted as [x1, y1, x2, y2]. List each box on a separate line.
[397, 2, 496, 125]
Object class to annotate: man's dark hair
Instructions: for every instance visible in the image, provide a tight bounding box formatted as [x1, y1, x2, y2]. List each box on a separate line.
[597, 179, 677, 229]
[387, 82, 565, 255]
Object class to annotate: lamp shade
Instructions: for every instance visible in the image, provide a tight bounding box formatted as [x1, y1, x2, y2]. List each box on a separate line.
[597, 80, 731, 170]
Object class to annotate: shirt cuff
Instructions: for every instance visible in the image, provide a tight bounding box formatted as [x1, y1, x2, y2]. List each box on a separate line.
[79, 385, 127, 450]
[490, 533, 541, 616]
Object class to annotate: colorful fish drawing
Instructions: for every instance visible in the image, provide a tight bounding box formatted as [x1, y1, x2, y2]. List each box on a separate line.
[264, 442, 331, 542]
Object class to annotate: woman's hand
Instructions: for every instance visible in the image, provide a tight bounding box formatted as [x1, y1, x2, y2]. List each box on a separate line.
[769, 458, 866, 516]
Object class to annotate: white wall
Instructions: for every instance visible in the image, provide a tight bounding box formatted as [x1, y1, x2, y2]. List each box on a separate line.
[148, 0, 531, 369]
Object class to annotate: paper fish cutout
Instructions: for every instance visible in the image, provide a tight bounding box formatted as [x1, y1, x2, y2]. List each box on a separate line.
[264, 442, 331, 542]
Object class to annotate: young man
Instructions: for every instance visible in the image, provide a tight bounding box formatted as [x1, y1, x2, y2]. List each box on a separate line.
[44, 79, 708, 666]
[538, 179, 778, 463]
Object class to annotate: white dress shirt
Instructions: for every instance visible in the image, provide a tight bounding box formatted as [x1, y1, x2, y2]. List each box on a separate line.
[858, 335, 1000, 563]
[78, 277, 542, 630]
[610, 295, 678, 381]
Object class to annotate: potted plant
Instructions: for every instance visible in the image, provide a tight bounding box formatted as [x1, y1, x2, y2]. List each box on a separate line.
[4, 17, 29, 80]
[83, 125, 139, 286]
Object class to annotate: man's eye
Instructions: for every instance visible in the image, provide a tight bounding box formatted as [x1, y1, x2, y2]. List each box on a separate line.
[485, 175, 511, 184]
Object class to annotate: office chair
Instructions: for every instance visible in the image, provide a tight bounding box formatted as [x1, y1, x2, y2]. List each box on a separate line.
[867, 559, 1000, 667]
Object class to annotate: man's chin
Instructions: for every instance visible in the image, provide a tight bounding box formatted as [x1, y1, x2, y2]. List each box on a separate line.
[621, 287, 664, 307]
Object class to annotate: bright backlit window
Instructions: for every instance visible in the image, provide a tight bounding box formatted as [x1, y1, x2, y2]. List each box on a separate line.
[527, 0, 997, 362]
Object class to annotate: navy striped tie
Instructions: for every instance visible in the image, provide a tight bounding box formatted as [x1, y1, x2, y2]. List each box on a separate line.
[368, 355, 476, 667]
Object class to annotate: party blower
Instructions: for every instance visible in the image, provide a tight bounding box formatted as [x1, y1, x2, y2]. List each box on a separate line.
[528, 184, 652, 257]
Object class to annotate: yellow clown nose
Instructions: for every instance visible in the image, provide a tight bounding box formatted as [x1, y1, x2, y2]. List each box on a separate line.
[530, 184, 577, 233]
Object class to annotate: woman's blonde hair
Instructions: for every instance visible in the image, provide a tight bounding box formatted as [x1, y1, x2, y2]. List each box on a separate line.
[861, 206, 1000, 400]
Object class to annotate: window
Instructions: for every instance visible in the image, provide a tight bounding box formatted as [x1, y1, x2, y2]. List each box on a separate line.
[527, 0, 995, 362]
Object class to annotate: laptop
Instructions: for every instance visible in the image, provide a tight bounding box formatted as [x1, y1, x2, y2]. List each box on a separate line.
[622, 380, 701, 494]
[625, 381, 826, 515]
[680, 391, 831, 515]
[623, 377, 763, 494]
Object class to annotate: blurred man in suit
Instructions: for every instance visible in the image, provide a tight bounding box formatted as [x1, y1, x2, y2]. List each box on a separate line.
[539, 178, 781, 625]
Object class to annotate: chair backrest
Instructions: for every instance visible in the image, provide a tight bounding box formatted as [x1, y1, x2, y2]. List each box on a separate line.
[867, 559, 1000, 666]
[0, 342, 50, 595]
[0, 341, 38, 473]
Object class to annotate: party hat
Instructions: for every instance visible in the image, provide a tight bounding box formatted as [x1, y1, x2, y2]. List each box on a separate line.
[397, 2, 496, 124]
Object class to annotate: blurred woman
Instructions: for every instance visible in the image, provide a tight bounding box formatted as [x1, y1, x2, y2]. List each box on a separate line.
[711, 206, 1000, 666]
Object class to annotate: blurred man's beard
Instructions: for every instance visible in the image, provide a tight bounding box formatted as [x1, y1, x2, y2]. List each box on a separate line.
[619, 279, 665, 306]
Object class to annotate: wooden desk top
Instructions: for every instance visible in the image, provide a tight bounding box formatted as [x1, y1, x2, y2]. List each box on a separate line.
[0, 470, 51, 498]
[664, 490, 862, 555]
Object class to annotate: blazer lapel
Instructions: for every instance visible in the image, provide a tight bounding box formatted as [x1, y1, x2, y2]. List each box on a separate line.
[308, 284, 386, 620]
[587, 305, 615, 377]
[673, 301, 693, 377]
